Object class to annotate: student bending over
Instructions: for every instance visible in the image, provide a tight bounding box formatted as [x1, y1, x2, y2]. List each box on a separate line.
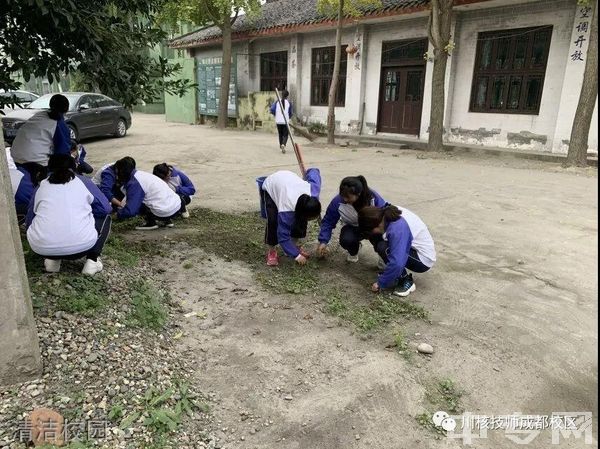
[93, 157, 135, 210]
[317, 176, 387, 263]
[6, 148, 34, 224]
[115, 158, 185, 230]
[261, 169, 321, 266]
[153, 163, 196, 219]
[70, 140, 93, 175]
[26, 154, 112, 275]
[358, 205, 436, 297]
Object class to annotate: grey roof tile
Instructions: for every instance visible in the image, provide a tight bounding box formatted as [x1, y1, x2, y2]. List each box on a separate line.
[170, 0, 428, 47]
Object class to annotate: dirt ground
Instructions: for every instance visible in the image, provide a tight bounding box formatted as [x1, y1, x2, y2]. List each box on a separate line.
[85, 114, 598, 448]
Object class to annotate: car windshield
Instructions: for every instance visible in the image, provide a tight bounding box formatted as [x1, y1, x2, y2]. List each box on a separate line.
[28, 94, 81, 111]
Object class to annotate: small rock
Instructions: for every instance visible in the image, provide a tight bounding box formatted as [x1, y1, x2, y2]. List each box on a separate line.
[284, 395, 293, 401]
[417, 343, 434, 354]
[87, 353, 98, 363]
[30, 389, 41, 397]
[355, 434, 361, 440]
[517, 259, 525, 265]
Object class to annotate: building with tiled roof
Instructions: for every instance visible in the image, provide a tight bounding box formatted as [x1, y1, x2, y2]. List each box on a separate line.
[168, 0, 597, 154]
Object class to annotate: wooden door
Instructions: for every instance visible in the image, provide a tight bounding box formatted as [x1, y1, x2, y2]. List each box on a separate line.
[377, 66, 425, 135]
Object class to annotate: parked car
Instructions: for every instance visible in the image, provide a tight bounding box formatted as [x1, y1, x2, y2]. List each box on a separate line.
[0, 90, 39, 116]
[2, 92, 132, 143]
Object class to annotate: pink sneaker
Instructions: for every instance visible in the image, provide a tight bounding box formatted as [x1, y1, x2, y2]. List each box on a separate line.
[266, 249, 279, 266]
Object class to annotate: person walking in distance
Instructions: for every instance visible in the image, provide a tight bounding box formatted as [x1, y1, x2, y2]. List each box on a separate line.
[270, 90, 293, 154]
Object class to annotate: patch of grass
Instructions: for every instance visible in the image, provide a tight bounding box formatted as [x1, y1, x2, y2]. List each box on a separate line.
[416, 378, 464, 437]
[120, 381, 203, 438]
[29, 274, 110, 316]
[172, 208, 430, 333]
[104, 234, 140, 267]
[426, 378, 463, 414]
[415, 412, 446, 438]
[325, 292, 429, 332]
[127, 280, 169, 330]
[392, 330, 413, 361]
[182, 262, 193, 269]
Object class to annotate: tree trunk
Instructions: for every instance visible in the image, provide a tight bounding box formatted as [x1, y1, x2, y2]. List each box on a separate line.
[326, 0, 344, 145]
[427, 0, 453, 152]
[428, 49, 449, 152]
[566, 0, 598, 167]
[217, 18, 233, 129]
[0, 132, 43, 386]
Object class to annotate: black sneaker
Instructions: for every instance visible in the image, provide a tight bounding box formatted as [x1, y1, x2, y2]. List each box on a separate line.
[393, 273, 416, 297]
[135, 221, 159, 230]
[159, 219, 175, 228]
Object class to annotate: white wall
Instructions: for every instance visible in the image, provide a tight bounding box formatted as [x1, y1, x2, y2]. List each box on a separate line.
[447, 0, 575, 151]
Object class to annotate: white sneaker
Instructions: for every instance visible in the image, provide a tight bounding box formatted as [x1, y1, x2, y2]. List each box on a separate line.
[377, 257, 387, 270]
[346, 253, 359, 263]
[280, 144, 286, 154]
[82, 258, 103, 275]
[181, 211, 190, 219]
[44, 259, 61, 273]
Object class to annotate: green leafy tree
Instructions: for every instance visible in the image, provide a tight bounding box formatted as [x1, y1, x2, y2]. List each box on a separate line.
[426, 0, 454, 152]
[0, 0, 195, 108]
[159, 0, 261, 128]
[566, 0, 597, 167]
[318, 0, 381, 144]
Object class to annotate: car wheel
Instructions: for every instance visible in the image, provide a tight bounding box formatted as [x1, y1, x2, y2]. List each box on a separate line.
[67, 124, 78, 141]
[114, 119, 127, 138]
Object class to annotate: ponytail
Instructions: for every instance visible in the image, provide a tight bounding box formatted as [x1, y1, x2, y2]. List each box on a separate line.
[47, 154, 76, 184]
[339, 175, 374, 211]
[358, 205, 402, 234]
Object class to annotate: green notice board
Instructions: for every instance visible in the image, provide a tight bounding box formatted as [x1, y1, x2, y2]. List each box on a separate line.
[196, 56, 237, 118]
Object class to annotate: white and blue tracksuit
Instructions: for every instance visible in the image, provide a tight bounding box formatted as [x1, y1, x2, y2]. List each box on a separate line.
[10, 167, 35, 213]
[93, 162, 121, 203]
[270, 100, 293, 124]
[10, 111, 71, 165]
[26, 174, 112, 257]
[377, 208, 436, 289]
[74, 145, 93, 174]
[117, 170, 182, 219]
[318, 190, 387, 244]
[166, 167, 196, 197]
[261, 169, 321, 258]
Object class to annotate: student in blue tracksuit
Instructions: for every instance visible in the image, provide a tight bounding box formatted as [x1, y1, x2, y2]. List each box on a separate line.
[261, 169, 321, 266]
[92, 157, 135, 210]
[115, 158, 184, 230]
[153, 163, 196, 219]
[358, 205, 436, 297]
[270, 90, 293, 153]
[6, 148, 34, 223]
[70, 141, 93, 175]
[10, 94, 72, 185]
[317, 176, 387, 263]
[26, 154, 112, 275]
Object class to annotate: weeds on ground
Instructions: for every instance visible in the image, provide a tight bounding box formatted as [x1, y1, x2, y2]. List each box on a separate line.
[29, 273, 110, 316]
[170, 208, 430, 333]
[119, 381, 205, 437]
[104, 234, 164, 267]
[416, 378, 464, 437]
[391, 330, 413, 361]
[127, 280, 169, 330]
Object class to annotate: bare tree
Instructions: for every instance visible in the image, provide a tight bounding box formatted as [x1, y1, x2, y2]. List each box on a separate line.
[566, 0, 598, 167]
[427, 0, 453, 152]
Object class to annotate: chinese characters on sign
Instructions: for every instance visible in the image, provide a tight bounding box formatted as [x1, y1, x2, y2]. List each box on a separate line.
[570, 6, 593, 62]
[14, 418, 129, 444]
[196, 56, 238, 118]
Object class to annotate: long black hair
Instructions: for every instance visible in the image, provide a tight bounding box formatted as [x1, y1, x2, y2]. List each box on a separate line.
[47, 154, 76, 184]
[339, 175, 373, 211]
[295, 194, 321, 220]
[114, 156, 137, 184]
[358, 205, 402, 235]
[48, 94, 69, 120]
